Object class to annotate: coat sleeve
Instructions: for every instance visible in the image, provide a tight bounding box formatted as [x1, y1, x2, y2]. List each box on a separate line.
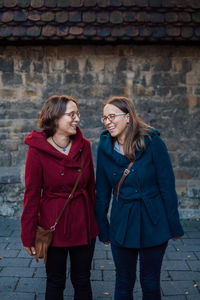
[85, 142, 96, 209]
[21, 147, 43, 247]
[95, 143, 112, 242]
[150, 135, 184, 238]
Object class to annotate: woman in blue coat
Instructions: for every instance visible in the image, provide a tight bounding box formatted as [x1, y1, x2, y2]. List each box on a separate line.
[96, 96, 184, 300]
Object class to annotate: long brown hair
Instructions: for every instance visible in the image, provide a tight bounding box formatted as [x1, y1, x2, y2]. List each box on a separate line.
[104, 96, 151, 161]
[38, 95, 78, 137]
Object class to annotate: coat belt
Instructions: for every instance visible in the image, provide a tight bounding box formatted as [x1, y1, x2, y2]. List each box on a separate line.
[42, 189, 88, 236]
[42, 190, 83, 200]
[114, 196, 160, 245]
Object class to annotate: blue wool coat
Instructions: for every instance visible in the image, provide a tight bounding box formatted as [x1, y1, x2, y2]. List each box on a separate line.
[95, 129, 184, 248]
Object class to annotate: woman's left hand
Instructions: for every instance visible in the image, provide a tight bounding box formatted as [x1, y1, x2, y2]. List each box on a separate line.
[24, 246, 36, 256]
[172, 237, 181, 241]
[103, 241, 110, 246]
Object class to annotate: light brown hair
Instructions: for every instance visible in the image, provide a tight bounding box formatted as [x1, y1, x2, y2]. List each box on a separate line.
[104, 96, 151, 161]
[38, 95, 78, 137]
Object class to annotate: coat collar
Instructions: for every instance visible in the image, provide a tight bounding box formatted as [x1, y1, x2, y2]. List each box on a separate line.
[25, 127, 85, 167]
[99, 129, 160, 165]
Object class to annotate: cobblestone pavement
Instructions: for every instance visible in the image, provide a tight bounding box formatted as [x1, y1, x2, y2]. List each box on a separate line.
[0, 217, 200, 299]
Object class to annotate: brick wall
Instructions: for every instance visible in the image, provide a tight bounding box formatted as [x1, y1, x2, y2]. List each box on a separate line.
[0, 44, 199, 217]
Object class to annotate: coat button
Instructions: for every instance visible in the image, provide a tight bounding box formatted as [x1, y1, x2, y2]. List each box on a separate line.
[60, 171, 64, 176]
[113, 172, 117, 176]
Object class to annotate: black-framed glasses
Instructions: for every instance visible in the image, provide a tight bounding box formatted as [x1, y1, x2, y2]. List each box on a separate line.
[64, 111, 80, 120]
[101, 113, 126, 124]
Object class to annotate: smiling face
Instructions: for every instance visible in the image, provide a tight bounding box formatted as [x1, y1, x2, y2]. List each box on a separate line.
[56, 100, 80, 136]
[103, 104, 129, 141]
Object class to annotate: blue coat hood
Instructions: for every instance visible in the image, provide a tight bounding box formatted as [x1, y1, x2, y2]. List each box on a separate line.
[98, 128, 160, 165]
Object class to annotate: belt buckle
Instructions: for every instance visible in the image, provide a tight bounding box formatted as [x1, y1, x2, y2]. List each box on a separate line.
[124, 169, 130, 176]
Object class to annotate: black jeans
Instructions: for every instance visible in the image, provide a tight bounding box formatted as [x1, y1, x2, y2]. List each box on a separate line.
[45, 239, 95, 300]
[111, 242, 168, 300]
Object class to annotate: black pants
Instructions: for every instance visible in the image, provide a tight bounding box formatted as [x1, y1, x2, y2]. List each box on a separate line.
[45, 239, 95, 300]
[111, 242, 168, 300]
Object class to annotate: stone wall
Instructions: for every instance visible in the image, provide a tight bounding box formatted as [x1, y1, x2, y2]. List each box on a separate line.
[0, 44, 199, 218]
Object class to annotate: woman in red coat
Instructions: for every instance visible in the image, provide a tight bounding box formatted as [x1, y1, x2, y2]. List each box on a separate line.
[21, 95, 99, 300]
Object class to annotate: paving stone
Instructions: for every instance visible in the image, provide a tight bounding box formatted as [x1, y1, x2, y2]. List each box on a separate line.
[187, 295, 200, 300]
[165, 243, 177, 252]
[182, 226, 199, 232]
[30, 258, 44, 267]
[185, 232, 200, 238]
[162, 260, 190, 271]
[95, 297, 112, 300]
[168, 239, 184, 246]
[4, 237, 20, 243]
[194, 252, 200, 260]
[17, 248, 30, 258]
[161, 270, 171, 281]
[64, 279, 74, 296]
[166, 252, 197, 261]
[169, 270, 200, 281]
[106, 250, 113, 260]
[94, 259, 115, 270]
[0, 249, 19, 258]
[0, 277, 19, 291]
[92, 281, 115, 298]
[161, 281, 199, 296]
[187, 261, 200, 271]
[162, 296, 186, 300]
[36, 294, 45, 300]
[0, 292, 35, 300]
[0, 228, 13, 236]
[93, 249, 107, 259]
[91, 269, 102, 281]
[132, 292, 142, 300]
[96, 242, 110, 250]
[182, 239, 200, 245]
[0, 242, 9, 250]
[103, 270, 115, 282]
[163, 253, 168, 261]
[0, 266, 35, 277]
[0, 257, 31, 267]
[16, 277, 46, 292]
[10, 230, 21, 237]
[173, 245, 200, 252]
[6, 241, 23, 250]
[33, 267, 46, 278]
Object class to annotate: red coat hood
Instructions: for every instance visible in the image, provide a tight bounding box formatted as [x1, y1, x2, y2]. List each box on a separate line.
[24, 127, 86, 166]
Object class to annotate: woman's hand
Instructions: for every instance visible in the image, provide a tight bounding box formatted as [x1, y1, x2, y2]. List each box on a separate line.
[104, 241, 110, 245]
[24, 246, 36, 256]
[172, 237, 181, 241]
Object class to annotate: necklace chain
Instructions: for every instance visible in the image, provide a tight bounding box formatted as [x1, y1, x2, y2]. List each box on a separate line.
[117, 140, 124, 145]
[52, 137, 71, 152]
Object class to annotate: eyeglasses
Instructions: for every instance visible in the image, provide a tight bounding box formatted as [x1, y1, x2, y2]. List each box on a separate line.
[101, 113, 126, 124]
[64, 111, 80, 119]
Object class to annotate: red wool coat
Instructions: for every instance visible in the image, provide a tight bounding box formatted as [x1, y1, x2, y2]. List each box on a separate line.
[21, 127, 99, 247]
